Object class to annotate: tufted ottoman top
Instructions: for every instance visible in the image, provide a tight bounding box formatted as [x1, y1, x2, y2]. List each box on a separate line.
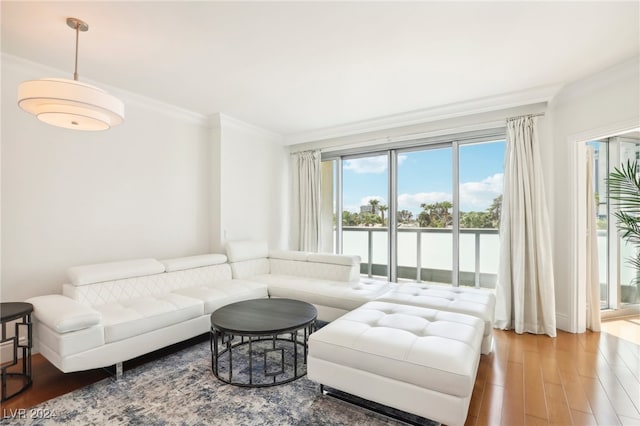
[374, 281, 496, 337]
[308, 301, 483, 398]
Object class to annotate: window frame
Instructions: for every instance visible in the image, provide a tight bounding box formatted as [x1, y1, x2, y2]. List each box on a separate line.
[323, 128, 507, 286]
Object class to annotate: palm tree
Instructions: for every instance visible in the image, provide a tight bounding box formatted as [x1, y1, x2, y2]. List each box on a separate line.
[379, 205, 388, 225]
[361, 212, 380, 226]
[607, 160, 640, 282]
[418, 203, 431, 227]
[488, 195, 502, 228]
[420, 201, 452, 228]
[460, 211, 492, 228]
[417, 212, 429, 227]
[397, 209, 413, 224]
[368, 199, 380, 215]
[342, 211, 360, 226]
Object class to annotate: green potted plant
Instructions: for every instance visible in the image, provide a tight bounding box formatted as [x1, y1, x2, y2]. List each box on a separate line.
[607, 160, 640, 303]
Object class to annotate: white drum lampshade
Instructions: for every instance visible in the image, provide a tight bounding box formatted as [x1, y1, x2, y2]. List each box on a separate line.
[18, 78, 124, 131]
[17, 17, 125, 131]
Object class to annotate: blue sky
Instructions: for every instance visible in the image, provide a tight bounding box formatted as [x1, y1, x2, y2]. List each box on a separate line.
[342, 140, 506, 214]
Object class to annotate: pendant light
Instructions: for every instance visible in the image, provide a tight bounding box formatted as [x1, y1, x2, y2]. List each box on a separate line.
[17, 18, 124, 131]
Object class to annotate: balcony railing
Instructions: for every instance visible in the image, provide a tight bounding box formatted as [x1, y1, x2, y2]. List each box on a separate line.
[340, 226, 500, 289]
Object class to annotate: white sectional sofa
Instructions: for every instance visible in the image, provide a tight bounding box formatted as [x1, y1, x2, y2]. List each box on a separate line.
[26, 254, 268, 375]
[25, 239, 495, 425]
[225, 240, 395, 321]
[25, 243, 392, 375]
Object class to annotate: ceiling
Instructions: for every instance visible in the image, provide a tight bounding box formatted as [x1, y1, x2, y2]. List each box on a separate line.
[2, 1, 639, 142]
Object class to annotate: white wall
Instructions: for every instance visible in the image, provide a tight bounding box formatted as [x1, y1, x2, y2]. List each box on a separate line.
[210, 114, 287, 252]
[4, 48, 637, 334]
[1, 55, 212, 301]
[291, 57, 640, 333]
[549, 57, 640, 331]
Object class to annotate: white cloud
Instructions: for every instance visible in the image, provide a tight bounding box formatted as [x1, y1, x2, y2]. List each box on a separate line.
[459, 173, 503, 211]
[343, 155, 407, 174]
[344, 173, 503, 214]
[395, 173, 503, 213]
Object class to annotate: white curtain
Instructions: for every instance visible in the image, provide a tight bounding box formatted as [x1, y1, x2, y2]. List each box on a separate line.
[586, 146, 601, 332]
[291, 150, 321, 252]
[494, 116, 557, 337]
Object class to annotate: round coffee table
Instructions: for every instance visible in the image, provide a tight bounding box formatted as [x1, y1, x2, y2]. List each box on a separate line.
[210, 298, 317, 387]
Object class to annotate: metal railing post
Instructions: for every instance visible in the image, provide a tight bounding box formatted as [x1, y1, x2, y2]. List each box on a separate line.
[416, 229, 422, 282]
[367, 228, 373, 278]
[475, 231, 481, 288]
[342, 226, 498, 287]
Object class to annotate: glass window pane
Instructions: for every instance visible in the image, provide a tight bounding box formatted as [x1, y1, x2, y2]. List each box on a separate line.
[341, 154, 389, 279]
[397, 147, 453, 285]
[618, 140, 640, 305]
[458, 140, 505, 289]
[588, 141, 609, 309]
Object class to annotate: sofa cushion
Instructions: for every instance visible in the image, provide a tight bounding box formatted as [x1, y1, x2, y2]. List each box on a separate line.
[308, 301, 483, 398]
[269, 259, 359, 282]
[94, 293, 203, 343]
[161, 254, 227, 272]
[67, 258, 165, 286]
[375, 281, 496, 337]
[253, 274, 392, 311]
[27, 295, 102, 333]
[171, 279, 268, 313]
[64, 263, 233, 306]
[226, 240, 269, 262]
[307, 253, 360, 266]
[269, 250, 309, 261]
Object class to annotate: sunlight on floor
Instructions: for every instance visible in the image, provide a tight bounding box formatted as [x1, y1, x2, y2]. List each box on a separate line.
[601, 315, 640, 345]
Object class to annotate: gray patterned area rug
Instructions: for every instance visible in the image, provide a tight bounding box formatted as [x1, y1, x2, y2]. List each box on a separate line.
[2, 340, 439, 426]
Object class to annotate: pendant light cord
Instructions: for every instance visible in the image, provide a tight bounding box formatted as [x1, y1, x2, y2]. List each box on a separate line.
[73, 23, 79, 81]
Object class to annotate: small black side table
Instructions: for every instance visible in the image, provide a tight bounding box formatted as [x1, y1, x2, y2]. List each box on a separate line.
[1, 302, 33, 401]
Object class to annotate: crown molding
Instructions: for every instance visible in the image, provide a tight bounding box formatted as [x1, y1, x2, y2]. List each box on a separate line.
[566, 116, 640, 145]
[217, 113, 283, 143]
[283, 84, 563, 145]
[550, 56, 640, 107]
[2, 52, 209, 126]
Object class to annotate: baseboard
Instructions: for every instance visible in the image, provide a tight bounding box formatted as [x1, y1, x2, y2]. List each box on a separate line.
[555, 312, 572, 333]
[601, 305, 640, 320]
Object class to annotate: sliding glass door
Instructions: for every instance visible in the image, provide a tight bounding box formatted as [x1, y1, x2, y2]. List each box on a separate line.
[458, 141, 505, 289]
[321, 130, 506, 289]
[341, 153, 389, 279]
[396, 146, 453, 284]
[589, 135, 640, 312]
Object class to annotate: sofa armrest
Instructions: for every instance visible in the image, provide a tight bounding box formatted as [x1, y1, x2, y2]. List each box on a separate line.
[268, 252, 362, 282]
[25, 295, 102, 333]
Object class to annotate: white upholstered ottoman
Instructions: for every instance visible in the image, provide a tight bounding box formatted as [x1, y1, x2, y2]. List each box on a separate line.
[307, 301, 484, 426]
[373, 281, 496, 354]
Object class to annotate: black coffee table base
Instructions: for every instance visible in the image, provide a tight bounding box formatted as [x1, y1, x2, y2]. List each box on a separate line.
[210, 324, 315, 387]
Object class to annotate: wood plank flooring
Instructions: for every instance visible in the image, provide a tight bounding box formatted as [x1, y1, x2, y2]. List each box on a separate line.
[1, 318, 639, 425]
[466, 316, 640, 426]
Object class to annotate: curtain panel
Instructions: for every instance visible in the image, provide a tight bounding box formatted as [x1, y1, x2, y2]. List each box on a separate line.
[291, 150, 321, 252]
[494, 116, 557, 337]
